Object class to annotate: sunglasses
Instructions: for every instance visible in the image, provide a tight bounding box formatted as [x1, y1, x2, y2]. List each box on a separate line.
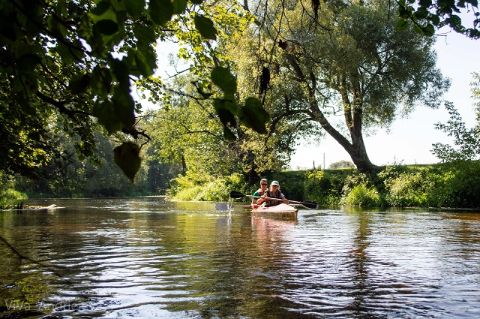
[261, 183, 267, 186]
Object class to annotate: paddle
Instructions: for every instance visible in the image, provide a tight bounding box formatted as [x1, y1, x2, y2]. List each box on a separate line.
[229, 191, 318, 209]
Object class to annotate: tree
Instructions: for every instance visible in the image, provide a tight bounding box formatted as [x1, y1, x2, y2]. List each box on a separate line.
[329, 160, 355, 169]
[432, 72, 480, 161]
[143, 76, 291, 181]
[237, 0, 448, 174]
[0, 0, 269, 181]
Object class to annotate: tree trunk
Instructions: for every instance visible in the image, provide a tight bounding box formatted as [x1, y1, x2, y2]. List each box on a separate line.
[347, 133, 379, 175]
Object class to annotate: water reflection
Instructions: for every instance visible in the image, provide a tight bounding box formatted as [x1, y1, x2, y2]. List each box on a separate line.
[0, 199, 479, 318]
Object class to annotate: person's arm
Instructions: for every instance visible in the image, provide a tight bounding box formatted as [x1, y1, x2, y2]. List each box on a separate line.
[280, 192, 288, 204]
[256, 193, 266, 205]
[252, 191, 259, 204]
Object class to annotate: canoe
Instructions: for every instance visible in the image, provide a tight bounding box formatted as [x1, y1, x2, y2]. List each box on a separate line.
[251, 203, 298, 219]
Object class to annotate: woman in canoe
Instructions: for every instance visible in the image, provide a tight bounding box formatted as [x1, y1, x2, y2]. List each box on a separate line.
[256, 180, 289, 207]
[251, 178, 268, 209]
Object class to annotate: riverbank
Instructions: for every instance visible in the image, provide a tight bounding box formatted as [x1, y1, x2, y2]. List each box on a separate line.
[167, 161, 480, 210]
[3, 161, 480, 210]
[268, 161, 480, 209]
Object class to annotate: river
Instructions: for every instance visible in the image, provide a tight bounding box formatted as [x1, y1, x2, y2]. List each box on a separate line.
[1, 198, 479, 318]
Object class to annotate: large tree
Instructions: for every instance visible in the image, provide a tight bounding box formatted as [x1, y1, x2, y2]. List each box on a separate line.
[236, 0, 449, 173]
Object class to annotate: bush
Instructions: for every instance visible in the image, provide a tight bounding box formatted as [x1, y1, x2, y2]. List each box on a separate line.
[169, 172, 245, 201]
[0, 188, 28, 209]
[431, 161, 480, 208]
[382, 169, 431, 207]
[342, 183, 381, 208]
[0, 172, 28, 209]
[379, 161, 480, 208]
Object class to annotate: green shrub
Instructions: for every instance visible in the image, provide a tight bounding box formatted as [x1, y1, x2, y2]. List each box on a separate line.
[380, 161, 480, 208]
[383, 170, 431, 207]
[0, 172, 28, 209]
[342, 183, 381, 208]
[169, 172, 245, 201]
[302, 169, 348, 206]
[430, 161, 480, 208]
[0, 188, 28, 209]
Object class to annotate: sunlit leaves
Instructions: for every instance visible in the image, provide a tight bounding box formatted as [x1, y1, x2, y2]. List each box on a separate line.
[113, 142, 141, 182]
[194, 14, 217, 40]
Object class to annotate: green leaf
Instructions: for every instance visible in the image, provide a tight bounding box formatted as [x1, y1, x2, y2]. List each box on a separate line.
[422, 24, 435, 36]
[113, 142, 141, 182]
[430, 15, 441, 26]
[191, 0, 203, 4]
[194, 14, 217, 40]
[91, 66, 112, 95]
[94, 19, 119, 35]
[449, 15, 462, 28]
[173, 0, 187, 14]
[111, 58, 130, 90]
[211, 67, 236, 96]
[240, 97, 270, 134]
[396, 18, 409, 30]
[93, 101, 123, 134]
[125, 0, 145, 17]
[112, 87, 136, 129]
[69, 74, 91, 94]
[91, 1, 110, 15]
[129, 47, 156, 76]
[134, 24, 157, 45]
[149, 0, 173, 25]
[223, 127, 236, 140]
[214, 99, 237, 129]
[17, 54, 41, 74]
[414, 8, 428, 20]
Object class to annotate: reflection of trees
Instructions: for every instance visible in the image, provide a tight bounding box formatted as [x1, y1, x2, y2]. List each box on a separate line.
[345, 210, 379, 319]
[162, 213, 300, 318]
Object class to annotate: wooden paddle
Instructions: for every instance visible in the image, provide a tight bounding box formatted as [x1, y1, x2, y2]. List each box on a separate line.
[229, 191, 318, 209]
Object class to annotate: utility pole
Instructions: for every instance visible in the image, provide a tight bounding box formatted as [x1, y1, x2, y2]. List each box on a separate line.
[323, 153, 326, 170]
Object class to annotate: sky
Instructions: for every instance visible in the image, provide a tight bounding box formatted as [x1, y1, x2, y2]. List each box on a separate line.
[290, 32, 480, 169]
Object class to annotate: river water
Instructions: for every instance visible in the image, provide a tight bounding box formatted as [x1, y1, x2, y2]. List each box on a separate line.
[1, 198, 479, 318]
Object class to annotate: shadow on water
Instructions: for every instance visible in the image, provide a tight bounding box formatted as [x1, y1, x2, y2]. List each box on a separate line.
[0, 199, 480, 318]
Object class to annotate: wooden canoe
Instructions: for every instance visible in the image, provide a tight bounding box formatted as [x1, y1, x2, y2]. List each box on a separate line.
[251, 203, 298, 219]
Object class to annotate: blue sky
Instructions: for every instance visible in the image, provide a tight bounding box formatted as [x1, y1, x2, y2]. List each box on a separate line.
[290, 32, 480, 169]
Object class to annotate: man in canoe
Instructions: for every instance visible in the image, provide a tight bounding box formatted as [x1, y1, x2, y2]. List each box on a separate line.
[256, 180, 289, 207]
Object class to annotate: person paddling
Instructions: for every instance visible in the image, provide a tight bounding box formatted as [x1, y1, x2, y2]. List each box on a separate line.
[256, 180, 288, 207]
[251, 178, 268, 209]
